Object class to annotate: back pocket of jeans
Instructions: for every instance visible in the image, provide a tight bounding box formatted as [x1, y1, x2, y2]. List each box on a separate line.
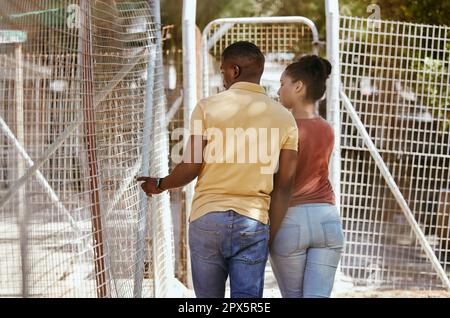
[239, 228, 269, 265]
[322, 221, 344, 249]
[189, 224, 219, 260]
[270, 224, 300, 257]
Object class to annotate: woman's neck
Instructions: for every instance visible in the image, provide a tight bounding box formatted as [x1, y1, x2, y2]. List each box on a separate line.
[292, 101, 318, 119]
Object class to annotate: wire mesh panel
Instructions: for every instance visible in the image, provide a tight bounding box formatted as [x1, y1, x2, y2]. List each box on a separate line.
[338, 16, 450, 290]
[202, 18, 320, 100]
[0, 0, 174, 297]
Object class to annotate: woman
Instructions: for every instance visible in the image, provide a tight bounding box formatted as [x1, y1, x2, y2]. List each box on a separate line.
[270, 55, 345, 298]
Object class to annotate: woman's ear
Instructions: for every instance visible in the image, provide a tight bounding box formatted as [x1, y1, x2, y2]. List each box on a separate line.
[295, 80, 304, 94]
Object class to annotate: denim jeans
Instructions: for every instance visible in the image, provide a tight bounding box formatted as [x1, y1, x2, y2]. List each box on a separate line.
[270, 203, 345, 298]
[189, 210, 269, 298]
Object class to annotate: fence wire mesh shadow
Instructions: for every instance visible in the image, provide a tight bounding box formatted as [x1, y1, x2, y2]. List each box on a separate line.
[0, 0, 175, 298]
[338, 16, 450, 292]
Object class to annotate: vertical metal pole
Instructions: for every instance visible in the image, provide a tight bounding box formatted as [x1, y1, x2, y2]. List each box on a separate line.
[325, 0, 344, 291]
[133, 3, 158, 295]
[196, 27, 202, 102]
[182, 0, 197, 289]
[15, 44, 28, 298]
[80, 0, 107, 298]
[152, 0, 172, 297]
[201, 26, 209, 99]
[133, 46, 156, 298]
[325, 0, 341, 211]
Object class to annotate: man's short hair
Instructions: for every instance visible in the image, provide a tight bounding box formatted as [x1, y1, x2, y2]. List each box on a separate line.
[221, 41, 265, 68]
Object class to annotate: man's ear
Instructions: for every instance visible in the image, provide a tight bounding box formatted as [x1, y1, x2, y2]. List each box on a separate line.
[233, 65, 241, 79]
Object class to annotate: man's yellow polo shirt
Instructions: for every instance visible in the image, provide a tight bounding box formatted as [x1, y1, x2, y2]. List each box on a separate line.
[189, 81, 298, 224]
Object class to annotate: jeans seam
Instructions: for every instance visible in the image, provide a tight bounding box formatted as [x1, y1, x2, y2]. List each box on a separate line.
[306, 207, 312, 247]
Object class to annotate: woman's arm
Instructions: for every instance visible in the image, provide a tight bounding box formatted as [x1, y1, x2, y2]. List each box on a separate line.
[268, 149, 298, 246]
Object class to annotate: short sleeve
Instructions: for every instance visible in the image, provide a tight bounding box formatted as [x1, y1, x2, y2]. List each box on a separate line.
[189, 103, 205, 136]
[282, 124, 299, 151]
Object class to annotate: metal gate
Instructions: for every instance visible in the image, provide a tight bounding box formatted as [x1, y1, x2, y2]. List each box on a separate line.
[326, 2, 450, 291]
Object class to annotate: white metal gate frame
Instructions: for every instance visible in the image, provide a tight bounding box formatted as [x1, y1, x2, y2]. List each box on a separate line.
[201, 16, 320, 99]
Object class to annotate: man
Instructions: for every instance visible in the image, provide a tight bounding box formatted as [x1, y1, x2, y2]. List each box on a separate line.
[137, 41, 298, 298]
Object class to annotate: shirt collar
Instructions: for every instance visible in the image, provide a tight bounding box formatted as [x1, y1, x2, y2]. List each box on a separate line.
[229, 82, 266, 94]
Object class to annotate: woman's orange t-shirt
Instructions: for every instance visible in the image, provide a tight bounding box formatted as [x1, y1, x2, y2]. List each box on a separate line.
[289, 117, 336, 207]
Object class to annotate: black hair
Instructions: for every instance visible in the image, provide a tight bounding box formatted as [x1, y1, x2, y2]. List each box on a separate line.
[284, 55, 332, 102]
[221, 41, 265, 70]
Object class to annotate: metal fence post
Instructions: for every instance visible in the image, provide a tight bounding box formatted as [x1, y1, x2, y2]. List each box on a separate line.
[325, 0, 342, 212]
[80, 0, 107, 298]
[132, 1, 161, 297]
[182, 0, 197, 289]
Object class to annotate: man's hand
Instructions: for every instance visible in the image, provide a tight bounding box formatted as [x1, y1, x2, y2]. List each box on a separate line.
[136, 177, 164, 196]
[135, 136, 206, 196]
[268, 149, 298, 248]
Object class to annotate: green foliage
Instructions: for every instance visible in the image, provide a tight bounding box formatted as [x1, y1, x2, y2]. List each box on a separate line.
[416, 56, 450, 131]
[161, 0, 450, 42]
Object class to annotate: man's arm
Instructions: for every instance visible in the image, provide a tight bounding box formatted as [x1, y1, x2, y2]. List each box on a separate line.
[137, 135, 206, 195]
[268, 149, 298, 246]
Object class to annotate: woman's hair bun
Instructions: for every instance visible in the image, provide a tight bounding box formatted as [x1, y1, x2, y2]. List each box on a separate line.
[319, 57, 332, 79]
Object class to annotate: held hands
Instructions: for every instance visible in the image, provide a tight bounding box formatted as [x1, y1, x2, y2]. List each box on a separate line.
[136, 176, 164, 197]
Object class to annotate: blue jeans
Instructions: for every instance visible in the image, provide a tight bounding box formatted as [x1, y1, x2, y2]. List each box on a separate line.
[189, 210, 269, 298]
[270, 203, 345, 298]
